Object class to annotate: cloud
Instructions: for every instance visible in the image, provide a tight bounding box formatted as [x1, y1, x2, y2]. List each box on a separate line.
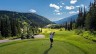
[49, 4, 60, 10]
[49, 18, 63, 21]
[57, 12, 62, 15]
[76, 4, 87, 8]
[60, 5, 63, 8]
[49, 3, 63, 15]
[76, 6, 80, 8]
[53, 12, 62, 15]
[65, 6, 75, 10]
[81, 4, 84, 7]
[69, 11, 79, 14]
[54, 12, 62, 15]
[54, 9, 60, 12]
[70, 0, 77, 4]
[29, 9, 36, 13]
[62, 3, 64, 5]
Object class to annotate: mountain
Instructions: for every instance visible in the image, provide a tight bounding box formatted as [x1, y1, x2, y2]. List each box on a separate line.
[54, 14, 78, 24]
[0, 10, 53, 27]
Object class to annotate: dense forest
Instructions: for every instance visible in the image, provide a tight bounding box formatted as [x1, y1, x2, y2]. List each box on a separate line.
[0, 11, 53, 38]
[63, 1, 96, 31]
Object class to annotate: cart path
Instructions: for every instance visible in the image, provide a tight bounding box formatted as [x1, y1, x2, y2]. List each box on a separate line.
[0, 35, 45, 43]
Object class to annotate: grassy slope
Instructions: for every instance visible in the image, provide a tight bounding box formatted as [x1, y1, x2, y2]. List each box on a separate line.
[0, 28, 96, 54]
[42, 29, 96, 54]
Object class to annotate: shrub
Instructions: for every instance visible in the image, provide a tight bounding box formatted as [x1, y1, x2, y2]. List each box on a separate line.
[75, 29, 84, 35]
[60, 28, 63, 31]
[0, 36, 3, 40]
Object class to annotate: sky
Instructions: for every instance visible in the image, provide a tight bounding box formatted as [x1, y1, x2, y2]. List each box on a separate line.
[0, 0, 94, 21]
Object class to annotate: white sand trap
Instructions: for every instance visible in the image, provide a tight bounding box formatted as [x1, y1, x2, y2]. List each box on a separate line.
[34, 35, 45, 39]
[0, 39, 10, 43]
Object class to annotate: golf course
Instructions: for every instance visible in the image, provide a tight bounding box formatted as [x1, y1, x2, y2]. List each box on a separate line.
[0, 29, 96, 54]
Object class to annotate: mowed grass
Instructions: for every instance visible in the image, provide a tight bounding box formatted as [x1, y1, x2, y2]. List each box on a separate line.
[0, 28, 96, 54]
[0, 39, 84, 54]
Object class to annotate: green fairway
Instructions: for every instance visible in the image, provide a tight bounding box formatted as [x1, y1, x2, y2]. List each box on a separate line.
[0, 29, 96, 54]
[0, 39, 85, 54]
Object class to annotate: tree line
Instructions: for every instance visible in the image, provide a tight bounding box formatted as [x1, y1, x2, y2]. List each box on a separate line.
[0, 15, 41, 39]
[0, 10, 52, 39]
[0, 15, 21, 38]
[64, 1, 96, 31]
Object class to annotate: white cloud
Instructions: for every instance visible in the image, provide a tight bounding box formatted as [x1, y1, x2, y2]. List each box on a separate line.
[76, 4, 87, 8]
[49, 18, 63, 21]
[62, 3, 64, 5]
[70, 0, 77, 4]
[76, 6, 80, 8]
[49, 4, 60, 10]
[54, 12, 62, 15]
[54, 9, 60, 12]
[49, 3, 63, 15]
[69, 11, 79, 14]
[57, 13, 61, 15]
[60, 5, 63, 8]
[65, 6, 75, 10]
[81, 4, 84, 7]
[29, 9, 36, 13]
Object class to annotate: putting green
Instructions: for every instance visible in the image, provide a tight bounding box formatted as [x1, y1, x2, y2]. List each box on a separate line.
[0, 39, 85, 54]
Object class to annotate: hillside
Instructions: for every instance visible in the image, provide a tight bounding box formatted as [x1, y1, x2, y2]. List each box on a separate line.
[0, 10, 53, 27]
[54, 14, 78, 24]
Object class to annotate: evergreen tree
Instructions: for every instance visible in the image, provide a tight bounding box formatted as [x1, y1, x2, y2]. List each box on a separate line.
[82, 6, 86, 27]
[65, 22, 68, 30]
[16, 19, 21, 36]
[85, 1, 96, 31]
[76, 7, 83, 28]
[5, 16, 11, 37]
[69, 19, 73, 30]
[1, 17, 7, 37]
[11, 18, 18, 36]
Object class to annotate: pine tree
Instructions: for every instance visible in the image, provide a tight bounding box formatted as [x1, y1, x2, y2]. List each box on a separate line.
[0, 17, 1, 31]
[16, 19, 21, 36]
[65, 22, 68, 30]
[76, 7, 82, 28]
[70, 19, 73, 30]
[83, 6, 86, 27]
[1, 17, 7, 37]
[85, 0, 96, 31]
[5, 16, 11, 37]
[11, 18, 18, 36]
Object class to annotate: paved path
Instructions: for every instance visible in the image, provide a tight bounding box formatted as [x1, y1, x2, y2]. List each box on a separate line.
[0, 39, 21, 43]
[0, 39, 10, 43]
[0, 35, 45, 43]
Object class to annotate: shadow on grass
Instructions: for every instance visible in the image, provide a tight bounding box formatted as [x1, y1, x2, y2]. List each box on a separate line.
[44, 47, 52, 54]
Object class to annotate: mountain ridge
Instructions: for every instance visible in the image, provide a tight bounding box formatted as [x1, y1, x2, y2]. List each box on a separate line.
[54, 14, 78, 24]
[0, 10, 53, 27]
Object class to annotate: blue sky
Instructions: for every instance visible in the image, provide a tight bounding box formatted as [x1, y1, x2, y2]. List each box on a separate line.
[0, 0, 94, 21]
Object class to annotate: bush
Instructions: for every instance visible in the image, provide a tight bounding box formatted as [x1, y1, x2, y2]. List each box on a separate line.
[60, 28, 63, 31]
[75, 29, 84, 35]
[21, 34, 26, 40]
[0, 36, 3, 40]
[0, 32, 3, 39]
